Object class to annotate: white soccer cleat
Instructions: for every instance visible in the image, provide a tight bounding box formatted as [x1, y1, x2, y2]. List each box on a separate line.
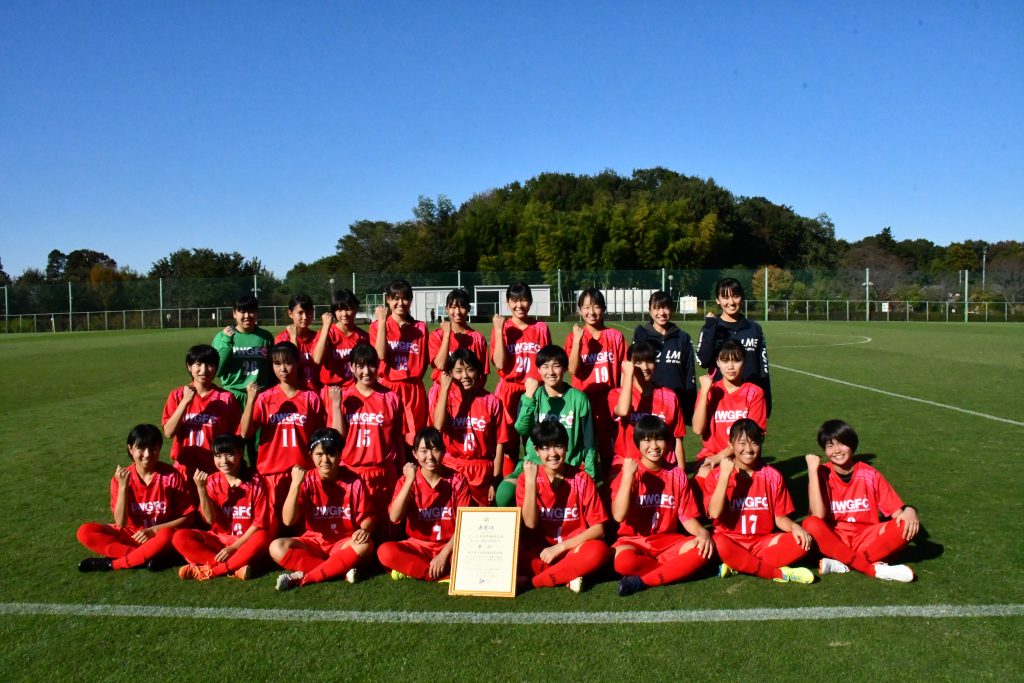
[567, 576, 583, 593]
[275, 573, 294, 591]
[345, 567, 359, 584]
[873, 562, 915, 582]
[819, 558, 851, 576]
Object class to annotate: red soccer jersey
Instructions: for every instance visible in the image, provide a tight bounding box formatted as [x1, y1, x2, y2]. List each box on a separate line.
[516, 466, 607, 546]
[608, 386, 687, 465]
[492, 319, 551, 383]
[391, 469, 472, 543]
[295, 467, 370, 543]
[340, 385, 405, 469]
[428, 384, 508, 461]
[611, 463, 700, 537]
[370, 317, 428, 382]
[203, 471, 271, 536]
[565, 327, 626, 395]
[275, 329, 321, 391]
[703, 464, 794, 538]
[315, 324, 370, 387]
[697, 380, 767, 459]
[427, 327, 490, 383]
[251, 386, 326, 475]
[109, 461, 196, 533]
[818, 461, 904, 532]
[161, 386, 241, 474]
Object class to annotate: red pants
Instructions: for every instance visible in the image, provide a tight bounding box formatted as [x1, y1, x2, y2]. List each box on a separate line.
[377, 538, 449, 581]
[713, 532, 809, 580]
[172, 528, 270, 577]
[803, 516, 909, 577]
[76, 523, 176, 570]
[520, 539, 611, 588]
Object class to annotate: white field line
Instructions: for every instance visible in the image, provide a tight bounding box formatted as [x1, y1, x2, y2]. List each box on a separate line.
[773, 364, 1024, 427]
[1, 602, 1022, 624]
[771, 335, 872, 349]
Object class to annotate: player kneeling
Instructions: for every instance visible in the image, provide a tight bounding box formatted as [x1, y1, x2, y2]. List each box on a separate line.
[612, 416, 714, 596]
[174, 434, 271, 581]
[377, 428, 472, 581]
[516, 421, 611, 593]
[270, 429, 374, 590]
[804, 419, 919, 582]
[704, 419, 814, 584]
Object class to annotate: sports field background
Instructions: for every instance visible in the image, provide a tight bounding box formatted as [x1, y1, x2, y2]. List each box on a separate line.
[1, 321, 1021, 680]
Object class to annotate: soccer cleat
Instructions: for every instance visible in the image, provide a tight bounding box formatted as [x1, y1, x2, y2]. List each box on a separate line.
[774, 566, 815, 584]
[819, 558, 851, 576]
[617, 575, 646, 597]
[231, 565, 251, 581]
[178, 564, 214, 581]
[78, 557, 114, 573]
[873, 562, 915, 583]
[718, 563, 737, 578]
[275, 572, 297, 591]
[567, 576, 583, 593]
[390, 569, 408, 581]
[345, 568, 359, 584]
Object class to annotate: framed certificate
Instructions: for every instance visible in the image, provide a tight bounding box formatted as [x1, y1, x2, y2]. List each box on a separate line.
[448, 507, 521, 598]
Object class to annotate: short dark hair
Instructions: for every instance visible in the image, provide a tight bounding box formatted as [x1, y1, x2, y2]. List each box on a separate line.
[386, 279, 413, 300]
[536, 344, 568, 368]
[445, 347, 483, 374]
[817, 419, 859, 452]
[126, 424, 163, 450]
[309, 428, 344, 456]
[212, 433, 244, 455]
[530, 420, 569, 449]
[648, 290, 673, 311]
[715, 277, 744, 300]
[506, 281, 533, 304]
[446, 288, 471, 308]
[234, 294, 259, 312]
[577, 287, 606, 309]
[633, 415, 671, 446]
[271, 341, 299, 363]
[717, 339, 745, 363]
[628, 341, 657, 364]
[331, 289, 360, 311]
[729, 418, 764, 445]
[288, 294, 314, 312]
[413, 427, 445, 452]
[185, 344, 219, 370]
[348, 343, 379, 367]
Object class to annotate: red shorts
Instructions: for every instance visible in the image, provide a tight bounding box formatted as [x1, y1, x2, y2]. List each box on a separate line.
[493, 379, 525, 425]
[348, 464, 398, 521]
[261, 471, 294, 527]
[379, 377, 428, 441]
[613, 533, 690, 559]
[442, 455, 492, 506]
[294, 531, 352, 556]
[382, 537, 447, 560]
[836, 521, 894, 554]
[717, 532, 788, 558]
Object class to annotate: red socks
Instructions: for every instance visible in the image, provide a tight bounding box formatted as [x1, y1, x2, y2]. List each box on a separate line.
[531, 540, 611, 588]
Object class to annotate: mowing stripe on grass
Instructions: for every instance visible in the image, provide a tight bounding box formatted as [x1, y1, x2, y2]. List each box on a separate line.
[2, 602, 1022, 624]
[774, 364, 1024, 427]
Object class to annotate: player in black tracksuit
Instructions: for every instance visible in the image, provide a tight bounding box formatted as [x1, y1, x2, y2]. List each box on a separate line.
[632, 291, 696, 425]
[694, 278, 772, 417]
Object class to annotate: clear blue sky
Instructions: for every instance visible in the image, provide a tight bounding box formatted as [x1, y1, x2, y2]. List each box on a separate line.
[2, 1, 1021, 278]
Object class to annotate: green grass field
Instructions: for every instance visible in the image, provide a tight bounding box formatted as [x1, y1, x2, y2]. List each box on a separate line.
[1, 321, 1022, 681]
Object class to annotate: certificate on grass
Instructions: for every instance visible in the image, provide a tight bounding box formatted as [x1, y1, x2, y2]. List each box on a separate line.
[449, 507, 520, 598]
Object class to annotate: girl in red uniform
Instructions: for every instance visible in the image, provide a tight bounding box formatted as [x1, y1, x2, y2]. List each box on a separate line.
[804, 419, 918, 582]
[371, 279, 429, 436]
[565, 287, 626, 465]
[612, 416, 714, 596]
[692, 339, 767, 464]
[174, 434, 271, 581]
[704, 419, 814, 583]
[312, 289, 370, 395]
[516, 421, 611, 593]
[377, 427, 472, 581]
[430, 349, 508, 506]
[77, 424, 195, 572]
[275, 294, 321, 392]
[428, 288, 489, 384]
[270, 428, 374, 590]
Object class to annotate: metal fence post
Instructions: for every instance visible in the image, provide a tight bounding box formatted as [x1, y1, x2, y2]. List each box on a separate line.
[964, 269, 969, 322]
[557, 269, 562, 323]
